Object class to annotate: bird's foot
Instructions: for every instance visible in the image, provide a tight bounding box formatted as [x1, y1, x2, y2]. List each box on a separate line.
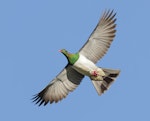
[91, 70, 98, 77]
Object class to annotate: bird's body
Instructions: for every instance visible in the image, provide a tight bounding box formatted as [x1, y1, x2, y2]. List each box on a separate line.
[72, 53, 105, 79]
[61, 50, 105, 80]
[32, 10, 121, 106]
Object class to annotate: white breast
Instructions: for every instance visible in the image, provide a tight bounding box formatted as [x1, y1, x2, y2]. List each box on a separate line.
[73, 54, 98, 76]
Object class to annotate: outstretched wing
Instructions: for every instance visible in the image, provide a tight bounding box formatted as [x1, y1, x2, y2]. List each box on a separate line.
[79, 10, 117, 63]
[32, 65, 84, 106]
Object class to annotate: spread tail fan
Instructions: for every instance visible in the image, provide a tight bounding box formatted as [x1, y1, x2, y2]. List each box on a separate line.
[92, 68, 120, 95]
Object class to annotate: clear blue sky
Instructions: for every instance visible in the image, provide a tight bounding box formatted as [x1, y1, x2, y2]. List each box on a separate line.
[0, 0, 150, 121]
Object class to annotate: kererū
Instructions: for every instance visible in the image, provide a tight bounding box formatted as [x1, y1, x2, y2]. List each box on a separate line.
[32, 10, 120, 106]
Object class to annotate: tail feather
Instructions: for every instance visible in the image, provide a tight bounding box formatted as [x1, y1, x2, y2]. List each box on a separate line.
[92, 68, 120, 95]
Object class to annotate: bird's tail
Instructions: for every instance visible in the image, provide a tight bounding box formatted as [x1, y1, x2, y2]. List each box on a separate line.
[91, 68, 120, 95]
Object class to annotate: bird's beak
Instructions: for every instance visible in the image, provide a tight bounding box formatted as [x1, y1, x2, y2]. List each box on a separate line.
[59, 50, 62, 52]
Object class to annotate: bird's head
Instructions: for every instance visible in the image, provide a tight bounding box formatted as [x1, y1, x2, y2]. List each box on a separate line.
[59, 49, 69, 56]
[59, 49, 71, 62]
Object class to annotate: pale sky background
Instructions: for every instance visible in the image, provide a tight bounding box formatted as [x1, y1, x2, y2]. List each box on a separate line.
[0, 0, 150, 121]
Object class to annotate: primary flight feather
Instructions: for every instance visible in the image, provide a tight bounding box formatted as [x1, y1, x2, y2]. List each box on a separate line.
[32, 10, 120, 106]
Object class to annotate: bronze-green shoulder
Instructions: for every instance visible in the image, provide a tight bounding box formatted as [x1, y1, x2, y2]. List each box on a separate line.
[68, 52, 79, 65]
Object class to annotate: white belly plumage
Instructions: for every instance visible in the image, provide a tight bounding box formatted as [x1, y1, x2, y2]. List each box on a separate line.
[73, 54, 98, 76]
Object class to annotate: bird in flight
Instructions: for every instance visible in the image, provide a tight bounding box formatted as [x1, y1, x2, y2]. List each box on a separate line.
[32, 10, 120, 106]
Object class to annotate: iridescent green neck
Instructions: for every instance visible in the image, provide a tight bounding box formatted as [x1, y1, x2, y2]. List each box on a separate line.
[60, 49, 79, 65]
[68, 52, 79, 65]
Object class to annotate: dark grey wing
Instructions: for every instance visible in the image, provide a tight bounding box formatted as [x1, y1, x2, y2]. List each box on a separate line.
[79, 10, 117, 63]
[32, 65, 84, 106]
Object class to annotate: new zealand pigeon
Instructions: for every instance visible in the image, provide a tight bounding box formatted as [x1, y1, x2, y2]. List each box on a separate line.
[32, 10, 120, 106]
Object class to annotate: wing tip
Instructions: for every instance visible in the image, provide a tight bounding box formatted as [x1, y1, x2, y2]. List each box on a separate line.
[32, 93, 44, 106]
[102, 9, 117, 20]
[32, 91, 51, 106]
